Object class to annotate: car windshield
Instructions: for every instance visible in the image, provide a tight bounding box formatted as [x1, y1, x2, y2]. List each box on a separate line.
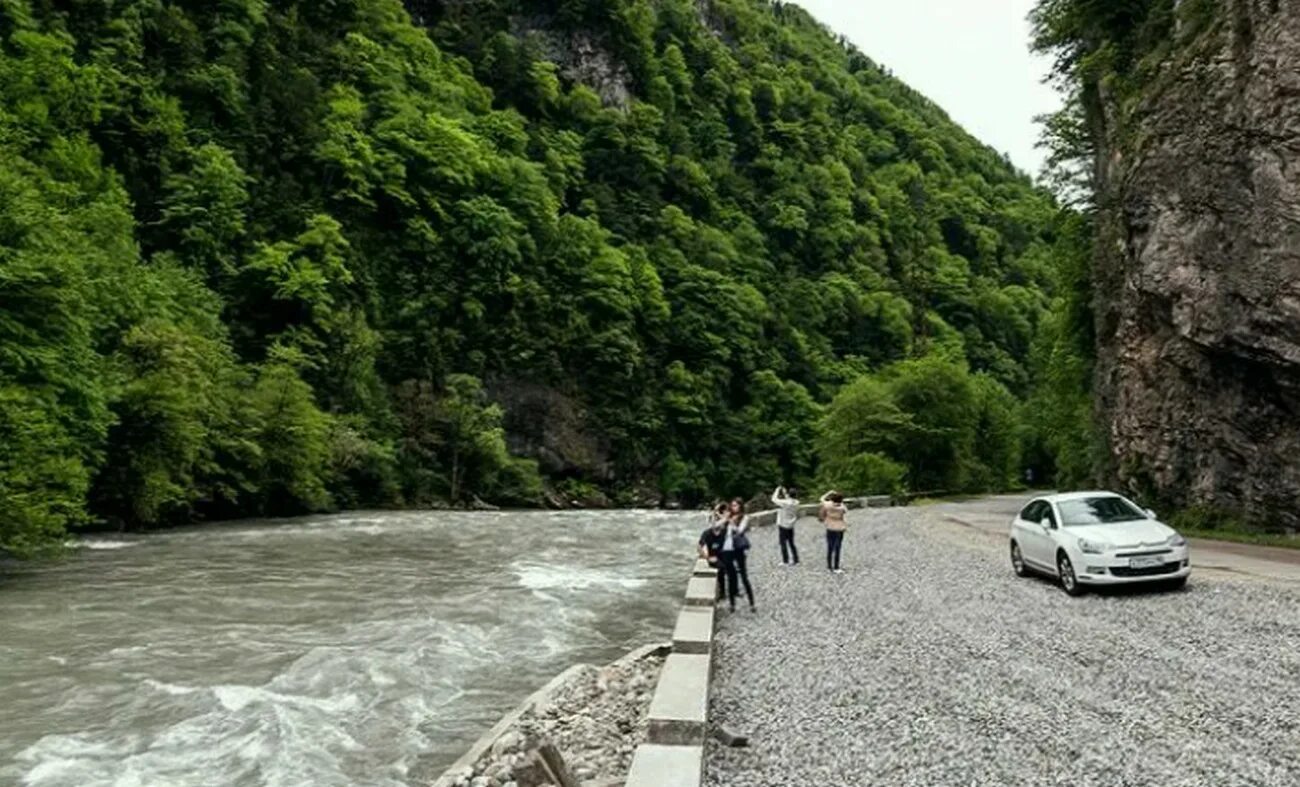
[1058, 496, 1148, 526]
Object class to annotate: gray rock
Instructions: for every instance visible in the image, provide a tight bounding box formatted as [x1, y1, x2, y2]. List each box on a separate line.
[712, 724, 749, 748]
[447, 649, 665, 787]
[491, 731, 524, 759]
[1091, 0, 1300, 527]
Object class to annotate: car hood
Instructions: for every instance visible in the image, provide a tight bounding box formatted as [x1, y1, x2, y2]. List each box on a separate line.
[1067, 520, 1176, 549]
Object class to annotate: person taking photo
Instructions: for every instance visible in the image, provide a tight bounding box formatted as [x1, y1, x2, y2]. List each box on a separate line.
[719, 498, 756, 613]
[819, 490, 848, 574]
[771, 485, 800, 566]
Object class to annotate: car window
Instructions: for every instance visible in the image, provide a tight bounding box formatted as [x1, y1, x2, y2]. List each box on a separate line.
[1019, 502, 1040, 521]
[1042, 505, 1058, 528]
[1058, 496, 1148, 526]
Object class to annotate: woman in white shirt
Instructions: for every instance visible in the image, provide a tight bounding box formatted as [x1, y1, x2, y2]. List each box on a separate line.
[719, 498, 755, 612]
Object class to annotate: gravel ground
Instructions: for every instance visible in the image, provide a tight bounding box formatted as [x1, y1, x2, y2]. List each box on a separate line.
[705, 508, 1300, 787]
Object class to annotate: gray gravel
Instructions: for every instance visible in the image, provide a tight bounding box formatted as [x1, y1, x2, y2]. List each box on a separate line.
[706, 508, 1300, 787]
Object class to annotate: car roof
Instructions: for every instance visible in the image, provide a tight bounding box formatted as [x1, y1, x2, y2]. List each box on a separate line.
[1035, 491, 1126, 503]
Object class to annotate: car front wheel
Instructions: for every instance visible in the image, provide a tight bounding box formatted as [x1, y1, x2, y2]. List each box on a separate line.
[1010, 541, 1029, 577]
[1057, 552, 1085, 596]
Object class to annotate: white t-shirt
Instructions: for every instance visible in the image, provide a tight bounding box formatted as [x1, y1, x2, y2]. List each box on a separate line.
[723, 516, 748, 552]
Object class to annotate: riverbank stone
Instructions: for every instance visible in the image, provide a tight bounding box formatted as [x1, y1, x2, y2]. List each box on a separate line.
[435, 646, 667, 787]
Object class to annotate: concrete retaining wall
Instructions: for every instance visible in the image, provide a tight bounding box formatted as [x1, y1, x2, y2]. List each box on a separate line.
[626, 557, 717, 787]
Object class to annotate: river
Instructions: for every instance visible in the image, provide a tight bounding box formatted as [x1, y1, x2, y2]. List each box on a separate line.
[0, 509, 698, 786]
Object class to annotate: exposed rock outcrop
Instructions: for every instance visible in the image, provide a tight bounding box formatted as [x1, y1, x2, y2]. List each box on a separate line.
[515, 21, 634, 109]
[1094, 0, 1300, 527]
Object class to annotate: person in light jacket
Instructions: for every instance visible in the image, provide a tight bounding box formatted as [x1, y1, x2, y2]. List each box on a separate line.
[819, 490, 848, 574]
[771, 485, 800, 566]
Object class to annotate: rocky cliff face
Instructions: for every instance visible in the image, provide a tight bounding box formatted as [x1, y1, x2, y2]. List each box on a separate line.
[1094, 0, 1300, 527]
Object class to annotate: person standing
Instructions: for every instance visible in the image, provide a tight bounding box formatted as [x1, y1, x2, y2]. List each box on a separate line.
[771, 485, 800, 566]
[819, 490, 848, 574]
[698, 503, 728, 601]
[720, 498, 756, 613]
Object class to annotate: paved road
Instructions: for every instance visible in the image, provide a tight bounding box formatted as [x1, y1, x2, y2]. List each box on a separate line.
[705, 500, 1300, 787]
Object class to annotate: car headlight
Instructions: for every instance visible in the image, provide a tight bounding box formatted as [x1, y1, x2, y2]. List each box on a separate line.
[1078, 538, 1109, 554]
[1167, 533, 1187, 547]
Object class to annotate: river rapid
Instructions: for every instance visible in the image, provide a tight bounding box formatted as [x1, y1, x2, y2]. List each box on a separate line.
[0, 509, 698, 786]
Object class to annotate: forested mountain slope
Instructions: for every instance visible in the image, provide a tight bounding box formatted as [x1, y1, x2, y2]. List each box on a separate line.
[0, 0, 1059, 556]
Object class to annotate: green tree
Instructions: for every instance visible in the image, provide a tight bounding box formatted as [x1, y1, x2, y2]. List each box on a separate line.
[815, 376, 913, 494]
[884, 356, 980, 492]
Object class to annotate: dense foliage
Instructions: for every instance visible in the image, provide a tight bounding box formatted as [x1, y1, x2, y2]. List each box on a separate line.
[1, 0, 1061, 557]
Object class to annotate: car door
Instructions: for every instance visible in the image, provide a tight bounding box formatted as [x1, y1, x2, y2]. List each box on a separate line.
[1018, 501, 1055, 570]
[1014, 501, 1049, 569]
[1035, 503, 1062, 571]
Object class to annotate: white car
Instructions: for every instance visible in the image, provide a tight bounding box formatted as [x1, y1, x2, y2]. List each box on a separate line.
[1009, 492, 1191, 595]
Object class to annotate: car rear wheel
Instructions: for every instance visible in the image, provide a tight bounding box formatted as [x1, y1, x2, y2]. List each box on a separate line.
[1010, 541, 1029, 577]
[1057, 552, 1085, 596]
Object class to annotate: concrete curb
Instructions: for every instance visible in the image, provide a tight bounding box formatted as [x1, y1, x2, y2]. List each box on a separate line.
[629, 557, 721, 787]
[684, 575, 716, 607]
[646, 653, 711, 746]
[627, 743, 703, 786]
[671, 606, 715, 655]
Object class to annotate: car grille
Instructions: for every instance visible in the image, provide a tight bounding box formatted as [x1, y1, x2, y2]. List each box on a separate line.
[1110, 562, 1182, 578]
[1115, 548, 1173, 558]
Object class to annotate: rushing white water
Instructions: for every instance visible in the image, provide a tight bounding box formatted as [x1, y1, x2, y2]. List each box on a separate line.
[0, 509, 698, 786]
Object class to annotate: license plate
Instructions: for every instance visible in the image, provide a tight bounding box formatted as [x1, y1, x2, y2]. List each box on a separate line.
[1130, 556, 1164, 569]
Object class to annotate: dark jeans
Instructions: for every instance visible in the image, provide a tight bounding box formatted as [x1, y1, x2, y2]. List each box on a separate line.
[719, 550, 755, 610]
[826, 529, 845, 570]
[778, 526, 799, 564]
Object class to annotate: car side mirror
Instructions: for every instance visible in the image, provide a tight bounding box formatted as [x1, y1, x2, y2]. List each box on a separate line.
[1144, 508, 1157, 519]
[1039, 517, 1054, 530]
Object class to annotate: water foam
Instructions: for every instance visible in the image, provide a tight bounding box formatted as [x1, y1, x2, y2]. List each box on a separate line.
[73, 540, 140, 551]
[142, 679, 200, 696]
[511, 563, 648, 591]
[20, 651, 398, 787]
